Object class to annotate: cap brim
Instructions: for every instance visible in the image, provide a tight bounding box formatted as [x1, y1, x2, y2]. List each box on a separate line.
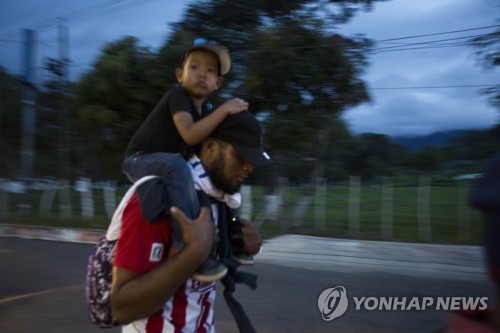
[233, 145, 273, 167]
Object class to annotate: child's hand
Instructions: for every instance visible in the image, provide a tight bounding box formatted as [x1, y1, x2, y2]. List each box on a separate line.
[220, 98, 249, 115]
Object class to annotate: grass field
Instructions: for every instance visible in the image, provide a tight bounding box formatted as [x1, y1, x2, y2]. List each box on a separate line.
[253, 180, 483, 245]
[0, 178, 483, 245]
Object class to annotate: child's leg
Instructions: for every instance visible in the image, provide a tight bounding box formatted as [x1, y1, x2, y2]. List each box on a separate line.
[123, 152, 199, 249]
[123, 152, 199, 217]
[124, 152, 227, 281]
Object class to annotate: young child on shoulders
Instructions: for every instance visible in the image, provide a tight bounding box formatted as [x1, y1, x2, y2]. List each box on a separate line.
[123, 38, 248, 282]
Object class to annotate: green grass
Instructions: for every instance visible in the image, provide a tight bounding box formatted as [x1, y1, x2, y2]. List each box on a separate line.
[264, 181, 482, 245]
[0, 179, 484, 245]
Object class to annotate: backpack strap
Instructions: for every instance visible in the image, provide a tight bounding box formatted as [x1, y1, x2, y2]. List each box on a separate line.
[216, 200, 258, 333]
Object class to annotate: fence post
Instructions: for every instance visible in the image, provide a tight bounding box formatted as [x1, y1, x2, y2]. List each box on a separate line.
[381, 177, 394, 239]
[348, 176, 360, 237]
[103, 181, 117, 218]
[291, 195, 312, 230]
[457, 180, 471, 243]
[240, 185, 253, 221]
[315, 177, 327, 231]
[39, 186, 57, 215]
[253, 177, 287, 230]
[275, 177, 288, 231]
[58, 180, 73, 218]
[417, 176, 431, 241]
[75, 178, 93, 218]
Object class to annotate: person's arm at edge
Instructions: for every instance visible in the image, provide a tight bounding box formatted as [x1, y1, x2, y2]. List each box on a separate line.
[173, 98, 248, 146]
[110, 206, 213, 324]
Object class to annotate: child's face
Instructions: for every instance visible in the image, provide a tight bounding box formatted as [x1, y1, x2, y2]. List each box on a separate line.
[176, 49, 222, 99]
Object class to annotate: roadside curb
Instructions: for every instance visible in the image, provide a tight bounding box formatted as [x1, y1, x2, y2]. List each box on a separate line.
[0, 224, 103, 244]
[257, 234, 488, 280]
[0, 224, 488, 280]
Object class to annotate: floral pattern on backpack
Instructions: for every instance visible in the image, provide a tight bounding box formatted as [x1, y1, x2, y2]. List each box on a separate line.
[85, 235, 119, 328]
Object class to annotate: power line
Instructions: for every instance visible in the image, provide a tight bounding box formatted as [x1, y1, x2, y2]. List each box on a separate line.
[0, 0, 130, 42]
[248, 25, 500, 54]
[0, 0, 74, 31]
[370, 84, 499, 90]
[374, 25, 500, 43]
[0, 0, 161, 36]
[29, 0, 140, 31]
[372, 34, 484, 52]
[66, 0, 161, 26]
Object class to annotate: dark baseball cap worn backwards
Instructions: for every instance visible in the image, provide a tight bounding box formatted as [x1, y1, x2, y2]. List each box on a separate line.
[180, 38, 231, 76]
[211, 111, 273, 167]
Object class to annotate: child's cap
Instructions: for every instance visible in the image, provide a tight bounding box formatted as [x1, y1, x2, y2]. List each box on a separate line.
[179, 38, 231, 76]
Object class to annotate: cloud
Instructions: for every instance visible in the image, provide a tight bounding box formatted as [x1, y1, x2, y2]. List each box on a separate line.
[343, 85, 497, 137]
[339, 0, 499, 136]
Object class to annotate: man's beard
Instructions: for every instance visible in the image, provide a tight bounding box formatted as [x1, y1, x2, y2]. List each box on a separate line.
[205, 155, 241, 194]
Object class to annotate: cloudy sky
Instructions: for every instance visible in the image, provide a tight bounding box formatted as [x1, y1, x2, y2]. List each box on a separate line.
[0, 0, 498, 137]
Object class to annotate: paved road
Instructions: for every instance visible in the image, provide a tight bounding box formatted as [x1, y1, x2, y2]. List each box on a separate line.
[0, 236, 495, 333]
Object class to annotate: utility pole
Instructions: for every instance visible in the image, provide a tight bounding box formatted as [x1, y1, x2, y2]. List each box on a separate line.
[58, 24, 72, 218]
[18, 28, 37, 215]
[58, 24, 70, 182]
[45, 24, 72, 217]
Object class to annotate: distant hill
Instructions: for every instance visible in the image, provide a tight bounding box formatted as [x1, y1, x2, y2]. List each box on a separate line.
[390, 130, 467, 151]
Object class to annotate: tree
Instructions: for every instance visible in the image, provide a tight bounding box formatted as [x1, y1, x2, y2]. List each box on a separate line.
[470, 24, 500, 109]
[74, 36, 159, 179]
[245, 22, 371, 164]
[403, 146, 444, 173]
[339, 133, 405, 180]
[73, 0, 386, 182]
[169, 0, 379, 183]
[445, 124, 500, 164]
[0, 67, 23, 178]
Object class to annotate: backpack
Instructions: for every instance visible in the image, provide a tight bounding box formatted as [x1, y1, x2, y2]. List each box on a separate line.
[85, 175, 157, 328]
[85, 235, 119, 328]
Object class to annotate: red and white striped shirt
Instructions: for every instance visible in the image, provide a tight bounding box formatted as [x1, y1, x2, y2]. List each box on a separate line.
[108, 179, 216, 333]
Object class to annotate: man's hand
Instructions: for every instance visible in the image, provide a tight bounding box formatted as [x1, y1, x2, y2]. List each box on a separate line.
[232, 219, 262, 256]
[111, 206, 215, 324]
[170, 206, 214, 263]
[219, 97, 249, 115]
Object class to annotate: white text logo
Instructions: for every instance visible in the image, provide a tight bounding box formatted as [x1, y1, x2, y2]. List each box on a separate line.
[353, 296, 488, 311]
[318, 286, 489, 321]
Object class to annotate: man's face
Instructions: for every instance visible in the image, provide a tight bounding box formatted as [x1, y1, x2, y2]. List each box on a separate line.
[203, 140, 254, 194]
[176, 49, 221, 99]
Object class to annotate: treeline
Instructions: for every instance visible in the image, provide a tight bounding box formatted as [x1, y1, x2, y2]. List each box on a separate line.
[0, 0, 498, 185]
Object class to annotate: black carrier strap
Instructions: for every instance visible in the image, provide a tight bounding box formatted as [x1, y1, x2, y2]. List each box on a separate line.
[216, 201, 258, 333]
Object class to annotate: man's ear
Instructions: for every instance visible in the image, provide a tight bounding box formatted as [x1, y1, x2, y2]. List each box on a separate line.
[201, 138, 218, 161]
[203, 138, 216, 152]
[175, 67, 183, 83]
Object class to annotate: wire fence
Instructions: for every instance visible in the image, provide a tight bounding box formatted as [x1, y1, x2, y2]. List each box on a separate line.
[0, 175, 484, 245]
